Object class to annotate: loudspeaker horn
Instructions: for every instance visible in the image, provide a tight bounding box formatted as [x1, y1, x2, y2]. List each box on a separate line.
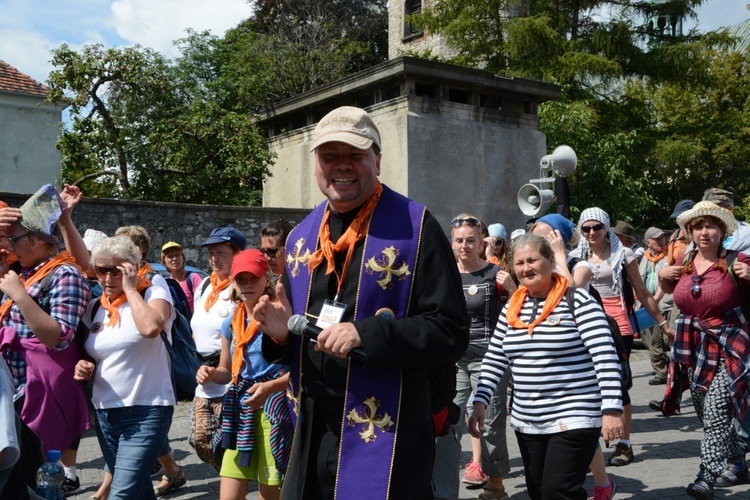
[540, 145, 577, 177]
[517, 184, 555, 217]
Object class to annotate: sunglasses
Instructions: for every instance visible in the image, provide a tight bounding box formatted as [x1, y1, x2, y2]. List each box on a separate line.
[260, 247, 283, 258]
[7, 232, 32, 248]
[690, 275, 702, 297]
[94, 266, 123, 277]
[581, 223, 605, 234]
[451, 217, 481, 228]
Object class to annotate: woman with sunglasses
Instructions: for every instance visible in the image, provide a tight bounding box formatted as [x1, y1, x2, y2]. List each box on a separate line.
[658, 201, 750, 499]
[571, 208, 673, 469]
[259, 220, 292, 283]
[74, 236, 176, 499]
[433, 214, 514, 500]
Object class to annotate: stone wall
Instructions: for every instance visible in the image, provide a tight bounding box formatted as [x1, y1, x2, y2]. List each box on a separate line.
[0, 192, 310, 270]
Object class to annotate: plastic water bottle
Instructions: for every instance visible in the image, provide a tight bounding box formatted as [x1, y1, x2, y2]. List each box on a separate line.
[35, 449, 64, 499]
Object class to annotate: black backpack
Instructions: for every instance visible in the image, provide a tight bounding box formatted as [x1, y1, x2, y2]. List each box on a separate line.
[564, 285, 632, 390]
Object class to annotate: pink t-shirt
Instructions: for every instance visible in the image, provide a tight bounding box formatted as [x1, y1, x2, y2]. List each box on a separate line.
[673, 253, 750, 319]
[179, 271, 206, 314]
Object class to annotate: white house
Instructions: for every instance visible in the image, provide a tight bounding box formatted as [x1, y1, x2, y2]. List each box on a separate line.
[0, 60, 64, 194]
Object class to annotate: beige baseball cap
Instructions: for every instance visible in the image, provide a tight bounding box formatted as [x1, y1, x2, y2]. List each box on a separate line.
[309, 106, 381, 152]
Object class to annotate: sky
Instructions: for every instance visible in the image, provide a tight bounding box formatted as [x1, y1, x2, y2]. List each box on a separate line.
[0, 0, 748, 85]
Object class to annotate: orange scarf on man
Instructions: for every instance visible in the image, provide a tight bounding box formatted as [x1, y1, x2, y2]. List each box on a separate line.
[308, 183, 384, 285]
[204, 273, 232, 312]
[99, 276, 152, 326]
[643, 249, 666, 264]
[506, 273, 568, 335]
[0, 251, 77, 323]
[230, 305, 259, 384]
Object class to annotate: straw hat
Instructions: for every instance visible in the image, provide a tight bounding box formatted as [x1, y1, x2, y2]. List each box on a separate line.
[676, 201, 737, 236]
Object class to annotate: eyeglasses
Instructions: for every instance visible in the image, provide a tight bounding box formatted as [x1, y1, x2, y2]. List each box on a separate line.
[7, 232, 31, 248]
[260, 247, 283, 258]
[451, 217, 481, 228]
[581, 223, 605, 234]
[690, 275, 703, 297]
[94, 266, 123, 277]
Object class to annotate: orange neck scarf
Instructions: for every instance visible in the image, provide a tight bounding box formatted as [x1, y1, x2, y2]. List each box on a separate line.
[138, 263, 155, 279]
[204, 272, 232, 312]
[0, 251, 77, 323]
[643, 249, 666, 264]
[230, 305, 259, 384]
[99, 276, 152, 326]
[307, 183, 383, 292]
[506, 273, 568, 335]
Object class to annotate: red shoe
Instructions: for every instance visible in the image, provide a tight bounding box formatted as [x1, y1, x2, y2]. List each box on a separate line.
[462, 461, 488, 486]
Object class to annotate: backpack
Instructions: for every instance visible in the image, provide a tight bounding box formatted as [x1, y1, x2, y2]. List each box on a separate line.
[147, 271, 193, 321]
[565, 286, 633, 391]
[725, 251, 750, 320]
[87, 287, 201, 400]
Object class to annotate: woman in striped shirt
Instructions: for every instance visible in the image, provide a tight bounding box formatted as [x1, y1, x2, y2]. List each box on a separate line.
[469, 233, 623, 500]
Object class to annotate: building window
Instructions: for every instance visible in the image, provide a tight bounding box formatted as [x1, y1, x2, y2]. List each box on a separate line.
[403, 0, 423, 40]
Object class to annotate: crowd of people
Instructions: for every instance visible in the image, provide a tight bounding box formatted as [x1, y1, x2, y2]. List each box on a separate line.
[0, 105, 749, 500]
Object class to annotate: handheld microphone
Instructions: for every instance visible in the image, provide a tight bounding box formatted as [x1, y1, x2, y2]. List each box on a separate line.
[287, 314, 367, 364]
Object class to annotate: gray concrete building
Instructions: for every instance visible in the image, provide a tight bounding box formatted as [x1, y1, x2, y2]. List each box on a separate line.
[258, 56, 559, 232]
[0, 60, 64, 193]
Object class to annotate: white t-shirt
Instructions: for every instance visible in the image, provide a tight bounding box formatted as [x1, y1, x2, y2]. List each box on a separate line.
[191, 277, 236, 399]
[84, 285, 176, 409]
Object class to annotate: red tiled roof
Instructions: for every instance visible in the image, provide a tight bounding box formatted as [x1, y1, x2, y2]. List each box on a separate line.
[0, 60, 49, 98]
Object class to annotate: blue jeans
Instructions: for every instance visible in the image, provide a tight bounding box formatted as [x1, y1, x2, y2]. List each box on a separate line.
[95, 405, 174, 500]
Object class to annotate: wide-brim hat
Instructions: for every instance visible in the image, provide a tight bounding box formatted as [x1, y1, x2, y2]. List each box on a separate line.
[309, 106, 381, 152]
[676, 201, 737, 236]
[611, 220, 635, 238]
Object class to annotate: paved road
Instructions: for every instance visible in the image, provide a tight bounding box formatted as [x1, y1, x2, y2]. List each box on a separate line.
[69, 349, 750, 499]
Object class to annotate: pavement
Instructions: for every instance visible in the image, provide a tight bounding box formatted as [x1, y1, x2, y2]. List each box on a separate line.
[68, 348, 750, 499]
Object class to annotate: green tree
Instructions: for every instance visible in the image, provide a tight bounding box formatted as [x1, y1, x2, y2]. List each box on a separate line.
[413, 0, 742, 225]
[46, 43, 272, 204]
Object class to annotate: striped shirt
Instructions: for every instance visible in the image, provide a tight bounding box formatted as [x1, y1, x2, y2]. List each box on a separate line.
[474, 288, 622, 434]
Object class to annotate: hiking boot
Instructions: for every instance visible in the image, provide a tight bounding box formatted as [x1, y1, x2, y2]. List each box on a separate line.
[686, 479, 713, 499]
[715, 461, 748, 487]
[61, 476, 81, 497]
[462, 461, 488, 486]
[608, 442, 634, 466]
[592, 475, 616, 500]
[648, 375, 667, 385]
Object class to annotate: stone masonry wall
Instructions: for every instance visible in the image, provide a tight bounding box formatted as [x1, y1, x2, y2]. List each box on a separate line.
[0, 192, 310, 270]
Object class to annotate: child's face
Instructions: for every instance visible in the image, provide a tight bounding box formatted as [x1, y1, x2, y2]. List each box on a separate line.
[232, 272, 269, 305]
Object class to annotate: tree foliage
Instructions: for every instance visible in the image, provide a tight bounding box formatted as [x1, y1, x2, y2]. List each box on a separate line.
[45, 1, 388, 204]
[414, 0, 747, 227]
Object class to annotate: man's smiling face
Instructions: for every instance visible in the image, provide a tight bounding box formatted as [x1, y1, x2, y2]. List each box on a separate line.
[314, 141, 381, 213]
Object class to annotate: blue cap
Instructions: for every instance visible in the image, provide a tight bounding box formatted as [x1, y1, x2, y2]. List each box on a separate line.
[200, 226, 247, 250]
[669, 200, 695, 220]
[47, 449, 62, 462]
[487, 223, 507, 240]
[537, 213, 574, 245]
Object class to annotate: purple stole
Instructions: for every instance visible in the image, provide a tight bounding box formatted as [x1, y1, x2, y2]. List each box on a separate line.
[284, 185, 425, 499]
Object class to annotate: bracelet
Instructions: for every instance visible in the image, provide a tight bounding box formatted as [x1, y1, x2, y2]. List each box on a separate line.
[657, 320, 668, 328]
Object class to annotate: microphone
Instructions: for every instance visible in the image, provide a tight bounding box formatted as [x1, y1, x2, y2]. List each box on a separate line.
[287, 314, 367, 364]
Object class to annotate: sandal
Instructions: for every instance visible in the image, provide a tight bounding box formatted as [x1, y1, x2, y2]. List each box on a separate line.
[154, 466, 186, 497]
[715, 461, 748, 487]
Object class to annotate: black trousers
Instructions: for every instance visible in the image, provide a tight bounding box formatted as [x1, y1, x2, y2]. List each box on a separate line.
[515, 427, 600, 500]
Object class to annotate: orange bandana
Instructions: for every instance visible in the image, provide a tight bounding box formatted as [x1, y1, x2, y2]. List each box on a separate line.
[138, 263, 155, 279]
[506, 273, 568, 335]
[99, 276, 152, 327]
[643, 249, 666, 264]
[0, 251, 77, 324]
[230, 306, 259, 384]
[308, 183, 383, 292]
[204, 272, 232, 312]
